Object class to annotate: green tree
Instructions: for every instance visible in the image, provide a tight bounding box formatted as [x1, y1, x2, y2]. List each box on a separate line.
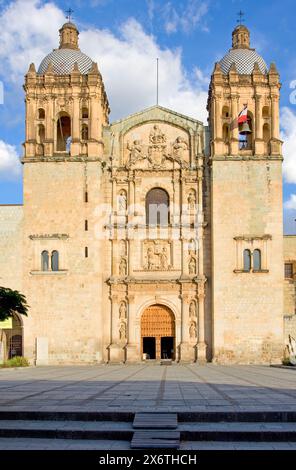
[0, 287, 29, 322]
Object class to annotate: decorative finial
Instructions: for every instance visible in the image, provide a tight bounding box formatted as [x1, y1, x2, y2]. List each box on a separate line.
[66, 7, 74, 23]
[237, 10, 245, 25]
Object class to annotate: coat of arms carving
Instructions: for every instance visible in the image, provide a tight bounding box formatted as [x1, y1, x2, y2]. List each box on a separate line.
[126, 124, 189, 169]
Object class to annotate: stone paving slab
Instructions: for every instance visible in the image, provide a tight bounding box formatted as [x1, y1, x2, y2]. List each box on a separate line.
[0, 364, 296, 413]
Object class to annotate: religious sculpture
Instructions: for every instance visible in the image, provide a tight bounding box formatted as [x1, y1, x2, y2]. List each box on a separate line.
[189, 301, 196, 319]
[187, 190, 196, 211]
[172, 136, 188, 161]
[189, 321, 197, 340]
[119, 322, 126, 341]
[118, 190, 127, 212]
[119, 257, 127, 276]
[119, 302, 127, 320]
[147, 247, 155, 270]
[159, 247, 169, 270]
[127, 140, 144, 165]
[189, 256, 196, 275]
[149, 124, 166, 144]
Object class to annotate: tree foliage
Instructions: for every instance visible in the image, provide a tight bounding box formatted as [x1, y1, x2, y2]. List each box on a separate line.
[0, 287, 29, 322]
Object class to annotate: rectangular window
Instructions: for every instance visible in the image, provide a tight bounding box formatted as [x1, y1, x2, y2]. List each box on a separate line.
[85, 247, 88, 258]
[85, 220, 88, 231]
[285, 263, 293, 279]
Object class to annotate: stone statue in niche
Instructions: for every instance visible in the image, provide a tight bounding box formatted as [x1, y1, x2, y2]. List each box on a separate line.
[127, 140, 144, 165]
[119, 322, 126, 341]
[172, 136, 188, 161]
[189, 256, 196, 275]
[187, 190, 196, 211]
[189, 321, 197, 340]
[149, 124, 166, 144]
[118, 190, 127, 212]
[189, 301, 196, 319]
[119, 257, 127, 276]
[119, 302, 127, 320]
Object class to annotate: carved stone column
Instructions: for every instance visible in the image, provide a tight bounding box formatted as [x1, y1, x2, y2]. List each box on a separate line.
[271, 94, 279, 140]
[109, 294, 125, 363]
[230, 93, 239, 154]
[179, 294, 196, 362]
[197, 282, 207, 363]
[126, 295, 139, 362]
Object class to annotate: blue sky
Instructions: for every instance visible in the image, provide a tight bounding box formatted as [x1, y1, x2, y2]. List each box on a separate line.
[0, 0, 296, 232]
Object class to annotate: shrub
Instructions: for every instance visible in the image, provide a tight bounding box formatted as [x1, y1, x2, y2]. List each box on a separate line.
[1, 356, 29, 368]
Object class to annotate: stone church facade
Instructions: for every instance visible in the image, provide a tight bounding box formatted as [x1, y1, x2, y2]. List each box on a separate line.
[0, 21, 294, 365]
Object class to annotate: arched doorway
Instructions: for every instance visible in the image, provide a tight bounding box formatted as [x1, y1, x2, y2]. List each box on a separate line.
[141, 304, 175, 360]
[0, 313, 23, 360]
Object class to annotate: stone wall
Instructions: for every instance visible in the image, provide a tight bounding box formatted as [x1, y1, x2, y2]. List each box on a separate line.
[0, 205, 23, 291]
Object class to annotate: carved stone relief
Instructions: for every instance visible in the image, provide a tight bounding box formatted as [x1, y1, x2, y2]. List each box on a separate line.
[124, 122, 189, 169]
[143, 240, 171, 271]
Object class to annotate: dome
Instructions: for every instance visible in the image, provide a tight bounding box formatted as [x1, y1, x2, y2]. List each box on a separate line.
[219, 48, 268, 75]
[37, 48, 93, 75]
[218, 25, 268, 76]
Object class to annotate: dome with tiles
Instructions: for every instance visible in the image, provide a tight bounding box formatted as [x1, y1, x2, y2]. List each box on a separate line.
[37, 21, 93, 75]
[219, 25, 268, 75]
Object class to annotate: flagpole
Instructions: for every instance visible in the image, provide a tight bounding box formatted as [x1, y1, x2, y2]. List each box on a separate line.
[156, 58, 159, 106]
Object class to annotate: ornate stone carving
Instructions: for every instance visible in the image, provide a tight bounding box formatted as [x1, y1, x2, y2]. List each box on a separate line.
[189, 257, 196, 274]
[144, 241, 171, 271]
[29, 233, 69, 240]
[189, 301, 197, 318]
[119, 257, 127, 276]
[127, 140, 145, 165]
[124, 123, 190, 170]
[187, 190, 196, 211]
[119, 301, 127, 320]
[149, 124, 166, 144]
[172, 136, 188, 161]
[119, 322, 126, 341]
[118, 190, 127, 212]
[189, 321, 197, 340]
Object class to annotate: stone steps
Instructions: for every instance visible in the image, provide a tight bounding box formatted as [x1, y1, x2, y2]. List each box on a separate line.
[0, 411, 295, 447]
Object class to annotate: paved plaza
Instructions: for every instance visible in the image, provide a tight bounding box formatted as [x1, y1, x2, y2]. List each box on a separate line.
[0, 364, 296, 413]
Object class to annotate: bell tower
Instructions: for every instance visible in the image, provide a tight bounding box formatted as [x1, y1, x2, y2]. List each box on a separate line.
[23, 21, 109, 161]
[209, 24, 284, 364]
[21, 20, 110, 365]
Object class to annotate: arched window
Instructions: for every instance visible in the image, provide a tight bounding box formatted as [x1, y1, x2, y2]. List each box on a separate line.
[262, 106, 270, 118]
[81, 124, 89, 140]
[41, 251, 49, 271]
[56, 113, 71, 151]
[146, 188, 169, 225]
[38, 108, 45, 120]
[243, 249, 251, 272]
[37, 124, 45, 144]
[51, 251, 59, 272]
[253, 249, 262, 271]
[82, 107, 89, 119]
[222, 123, 230, 143]
[222, 105, 230, 118]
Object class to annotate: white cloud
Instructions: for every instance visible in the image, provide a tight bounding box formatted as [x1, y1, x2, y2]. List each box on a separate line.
[284, 194, 296, 210]
[0, 140, 21, 179]
[0, 1, 208, 123]
[80, 19, 208, 121]
[163, 0, 209, 34]
[281, 106, 296, 184]
[0, 0, 64, 82]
